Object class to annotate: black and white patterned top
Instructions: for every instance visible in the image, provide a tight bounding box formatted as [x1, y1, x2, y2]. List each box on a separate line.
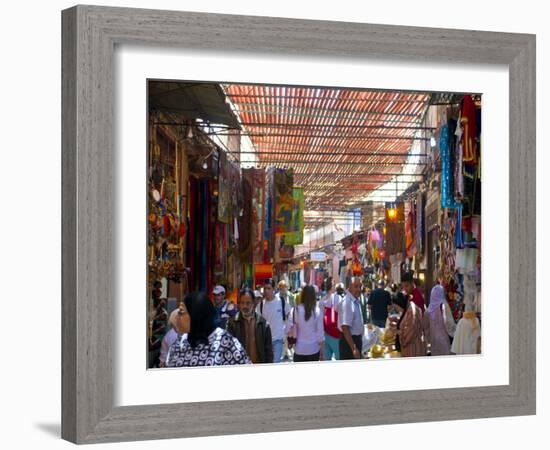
[165, 327, 251, 367]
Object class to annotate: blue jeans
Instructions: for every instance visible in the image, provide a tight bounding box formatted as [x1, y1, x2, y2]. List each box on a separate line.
[272, 339, 284, 363]
[324, 334, 340, 360]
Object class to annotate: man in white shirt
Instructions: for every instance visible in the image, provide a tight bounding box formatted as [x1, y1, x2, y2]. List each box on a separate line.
[256, 278, 290, 363]
[338, 277, 365, 359]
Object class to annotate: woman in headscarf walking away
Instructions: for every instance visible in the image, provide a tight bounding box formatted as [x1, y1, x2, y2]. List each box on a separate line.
[393, 291, 426, 357]
[166, 291, 251, 367]
[423, 284, 456, 356]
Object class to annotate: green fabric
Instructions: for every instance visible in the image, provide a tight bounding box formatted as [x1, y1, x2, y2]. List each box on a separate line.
[283, 187, 304, 245]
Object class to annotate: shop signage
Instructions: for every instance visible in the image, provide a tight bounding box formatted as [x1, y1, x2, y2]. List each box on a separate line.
[310, 251, 327, 261]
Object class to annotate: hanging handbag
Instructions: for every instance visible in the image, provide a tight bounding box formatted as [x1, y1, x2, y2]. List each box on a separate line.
[287, 307, 297, 348]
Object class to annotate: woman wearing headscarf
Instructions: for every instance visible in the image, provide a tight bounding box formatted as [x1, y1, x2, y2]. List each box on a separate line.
[166, 291, 251, 367]
[423, 285, 455, 356]
[289, 285, 325, 362]
[159, 302, 190, 367]
[393, 291, 426, 357]
[451, 304, 481, 354]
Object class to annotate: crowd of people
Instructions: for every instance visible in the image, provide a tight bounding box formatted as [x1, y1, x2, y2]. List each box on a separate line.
[148, 272, 481, 368]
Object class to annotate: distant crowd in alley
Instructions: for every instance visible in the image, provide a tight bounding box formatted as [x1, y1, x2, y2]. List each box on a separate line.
[148, 272, 480, 368]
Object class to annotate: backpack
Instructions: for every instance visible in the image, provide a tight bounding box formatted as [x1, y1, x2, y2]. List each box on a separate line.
[260, 296, 286, 321]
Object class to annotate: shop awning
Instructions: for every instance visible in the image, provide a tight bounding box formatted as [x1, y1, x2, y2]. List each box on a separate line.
[223, 84, 432, 228]
[148, 81, 241, 128]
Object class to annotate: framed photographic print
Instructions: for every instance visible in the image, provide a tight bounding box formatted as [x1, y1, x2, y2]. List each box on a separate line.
[62, 5, 535, 444]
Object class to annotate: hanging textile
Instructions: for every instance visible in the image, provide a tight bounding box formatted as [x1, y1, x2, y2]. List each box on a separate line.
[447, 118, 458, 197]
[339, 264, 347, 286]
[440, 213, 457, 283]
[217, 151, 231, 223]
[254, 263, 272, 285]
[454, 117, 465, 198]
[187, 176, 198, 291]
[309, 268, 316, 286]
[385, 202, 405, 256]
[243, 263, 253, 289]
[415, 192, 424, 256]
[455, 205, 464, 249]
[274, 168, 294, 234]
[242, 168, 265, 264]
[213, 222, 226, 276]
[227, 252, 234, 289]
[207, 180, 216, 296]
[351, 255, 362, 276]
[231, 162, 242, 230]
[238, 171, 252, 261]
[461, 95, 478, 166]
[282, 187, 304, 245]
[198, 178, 209, 292]
[264, 168, 274, 241]
[264, 168, 275, 261]
[440, 124, 462, 209]
[405, 209, 416, 258]
[332, 254, 341, 284]
[368, 227, 382, 262]
[277, 228, 294, 259]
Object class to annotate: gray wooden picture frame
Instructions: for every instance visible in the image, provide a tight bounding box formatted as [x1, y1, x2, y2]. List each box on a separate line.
[61, 5, 536, 444]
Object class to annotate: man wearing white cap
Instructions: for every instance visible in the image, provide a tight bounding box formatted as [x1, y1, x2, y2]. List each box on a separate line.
[213, 285, 237, 330]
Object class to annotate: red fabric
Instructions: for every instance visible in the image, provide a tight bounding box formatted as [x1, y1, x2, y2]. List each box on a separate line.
[323, 306, 341, 339]
[207, 179, 215, 296]
[461, 95, 478, 164]
[163, 215, 170, 235]
[462, 216, 473, 232]
[411, 287, 425, 312]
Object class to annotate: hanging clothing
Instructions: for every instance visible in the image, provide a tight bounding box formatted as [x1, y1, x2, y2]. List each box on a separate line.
[461, 95, 478, 165]
[454, 118, 465, 198]
[440, 124, 461, 209]
[332, 255, 341, 284]
[405, 209, 416, 257]
[187, 177, 199, 290]
[274, 168, 294, 234]
[455, 205, 464, 249]
[415, 193, 424, 256]
[264, 168, 275, 260]
[198, 179, 209, 292]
